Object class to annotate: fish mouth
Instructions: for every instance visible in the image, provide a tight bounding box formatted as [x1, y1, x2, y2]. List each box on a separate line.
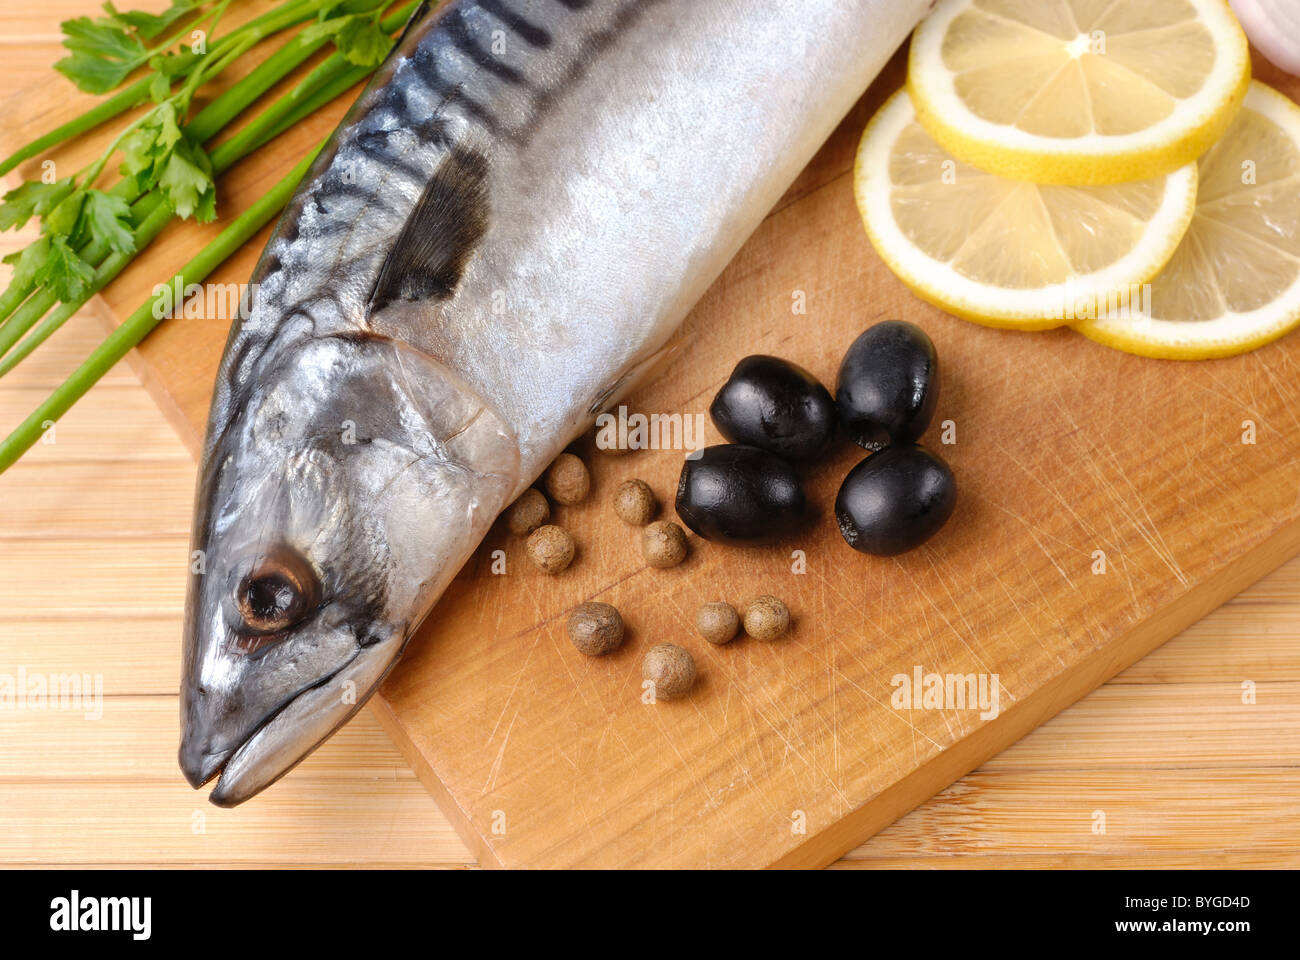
[178, 646, 381, 807]
[179, 742, 232, 790]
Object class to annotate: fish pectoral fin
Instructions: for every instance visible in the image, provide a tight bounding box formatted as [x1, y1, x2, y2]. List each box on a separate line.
[366, 146, 490, 315]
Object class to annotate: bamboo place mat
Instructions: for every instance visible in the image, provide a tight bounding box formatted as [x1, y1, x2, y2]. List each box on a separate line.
[0, 2, 1298, 867]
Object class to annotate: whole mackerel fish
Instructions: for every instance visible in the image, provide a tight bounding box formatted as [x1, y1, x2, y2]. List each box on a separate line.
[180, 0, 932, 804]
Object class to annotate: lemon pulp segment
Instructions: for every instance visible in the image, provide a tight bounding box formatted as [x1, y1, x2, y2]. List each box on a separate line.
[855, 90, 1198, 329]
[908, 0, 1251, 184]
[1077, 81, 1300, 358]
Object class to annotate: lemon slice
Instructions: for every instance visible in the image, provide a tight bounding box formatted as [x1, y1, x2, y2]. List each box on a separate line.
[1076, 82, 1300, 359]
[908, 0, 1251, 184]
[854, 90, 1198, 329]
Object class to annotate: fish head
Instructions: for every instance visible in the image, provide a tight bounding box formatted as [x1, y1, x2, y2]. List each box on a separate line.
[179, 330, 519, 805]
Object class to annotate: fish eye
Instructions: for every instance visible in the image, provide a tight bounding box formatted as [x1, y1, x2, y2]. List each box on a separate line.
[232, 549, 319, 637]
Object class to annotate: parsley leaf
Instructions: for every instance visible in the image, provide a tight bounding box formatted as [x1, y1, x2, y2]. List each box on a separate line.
[80, 189, 137, 254]
[300, 16, 348, 45]
[104, 0, 201, 41]
[120, 102, 184, 192]
[149, 70, 171, 104]
[335, 17, 394, 68]
[303, 14, 395, 69]
[0, 178, 76, 232]
[55, 15, 148, 93]
[196, 182, 217, 223]
[158, 139, 214, 221]
[1, 237, 52, 289]
[43, 190, 87, 238]
[60, 14, 146, 60]
[33, 236, 97, 301]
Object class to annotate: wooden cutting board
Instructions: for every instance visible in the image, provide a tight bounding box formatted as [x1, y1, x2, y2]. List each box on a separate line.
[5, 4, 1300, 867]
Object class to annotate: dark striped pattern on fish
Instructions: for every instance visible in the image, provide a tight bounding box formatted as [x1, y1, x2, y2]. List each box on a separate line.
[210, 0, 658, 448]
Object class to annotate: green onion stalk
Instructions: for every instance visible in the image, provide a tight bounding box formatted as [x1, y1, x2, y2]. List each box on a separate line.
[0, 32, 395, 372]
[0, 143, 323, 472]
[0, 0, 422, 471]
[0, 0, 336, 179]
[0, 0, 415, 332]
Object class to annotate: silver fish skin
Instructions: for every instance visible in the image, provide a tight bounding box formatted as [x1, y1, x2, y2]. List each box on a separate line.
[180, 0, 932, 805]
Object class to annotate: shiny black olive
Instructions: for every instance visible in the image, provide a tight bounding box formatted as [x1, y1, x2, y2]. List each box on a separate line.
[835, 445, 956, 556]
[676, 444, 811, 545]
[709, 355, 835, 460]
[836, 321, 938, 451]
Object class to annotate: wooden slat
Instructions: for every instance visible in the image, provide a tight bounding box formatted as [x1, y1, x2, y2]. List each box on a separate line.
[0, 311, 139, 388]
[980, 682, 1300, 771]
[834, 852, 1300, 869]
[1, 618, 181, 695]
[850, 771, 1300, 858]
[22, 862, 477, 869]
[0, 696, 416, 781]
[0, 461, 194, 538]
[3, 683, 1293, 784]
[0, 387, 191, 463]
[0, 537, 187, 617]
[1113, 606, 1300, 682]
[5, 602, 1297, 701]
[1229, 563, 1300, 604]
[0, 1, 137, 37]
[0, 781, 471, 865]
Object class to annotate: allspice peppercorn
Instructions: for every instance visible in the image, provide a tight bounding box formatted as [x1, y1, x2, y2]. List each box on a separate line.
[505, 488, 550, 537]
[696, 601, 740, 645]
[613, 478, 656, 526]
[641, 520, 688, 568]
[743, 595, 790, 641]
[567, 602, 624, 656]
[526, 524, 575, 574]
[642, 643, 696, 700]
[544, 453, 591, 505]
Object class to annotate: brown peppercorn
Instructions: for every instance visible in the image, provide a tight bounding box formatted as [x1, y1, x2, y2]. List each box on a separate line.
[613, 478, 656, 526]
[544, 453, 590, 505]
[696, 601, 740, 645]
[526, 524, 575, 574]
[743, 595, 790, 641]
[567, 602, 624, 656]
[642, 643, 696, 700]
[641, 520, 688, 568]
[505, 488, 550, 537]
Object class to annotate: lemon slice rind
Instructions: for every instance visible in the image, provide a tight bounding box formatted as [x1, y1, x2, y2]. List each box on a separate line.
[855, 90, 1199, 331]
[908, 0, 1251, 185]
[1076, 82, 1300, 360]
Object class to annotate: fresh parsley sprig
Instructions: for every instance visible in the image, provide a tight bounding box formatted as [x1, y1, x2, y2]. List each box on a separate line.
[0, 0, 401, 308]
[0, 0, 426, 471]
[56, 1, 219, 94]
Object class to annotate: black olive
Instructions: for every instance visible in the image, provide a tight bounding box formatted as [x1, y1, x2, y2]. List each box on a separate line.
[836, 321, 939, 451]
[676, 444, 810, 545]
[835, 445, 956, 556]
[709, 355, 835, 460]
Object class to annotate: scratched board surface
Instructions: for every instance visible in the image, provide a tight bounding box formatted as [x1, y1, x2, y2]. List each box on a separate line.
[4, 0, 1300, 866]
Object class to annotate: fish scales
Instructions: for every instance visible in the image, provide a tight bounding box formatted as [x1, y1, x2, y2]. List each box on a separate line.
[212, 0, 647, 439]
[182, 0, 933, 804]
[248, 2, 640, 308]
